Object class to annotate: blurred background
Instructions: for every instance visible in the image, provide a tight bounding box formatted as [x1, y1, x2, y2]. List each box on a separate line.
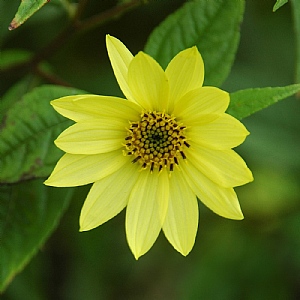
[1, 0, 300, 299]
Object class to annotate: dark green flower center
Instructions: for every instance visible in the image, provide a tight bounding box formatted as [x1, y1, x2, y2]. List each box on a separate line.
[125, 112, 190, 172]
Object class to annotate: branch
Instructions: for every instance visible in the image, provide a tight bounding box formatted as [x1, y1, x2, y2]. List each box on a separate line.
[0, 0, 149, 81]
[34, 67, 72, 87]
[78, 0, 144, 34]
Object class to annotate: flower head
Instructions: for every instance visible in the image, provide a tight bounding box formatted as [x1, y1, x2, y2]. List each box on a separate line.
[45, 35, 253, 259]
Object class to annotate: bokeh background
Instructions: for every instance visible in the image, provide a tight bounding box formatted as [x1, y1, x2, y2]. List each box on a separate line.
[1, 0, 300, 299]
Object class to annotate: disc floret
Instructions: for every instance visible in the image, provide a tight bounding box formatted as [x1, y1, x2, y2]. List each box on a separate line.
[125, 111, 190, 172]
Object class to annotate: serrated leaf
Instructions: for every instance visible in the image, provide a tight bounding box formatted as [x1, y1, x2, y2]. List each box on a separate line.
[0, 179, 73, 292]
[0, 85, 86, 184]
[144, 0, 245, 87]
[9, 0, 49, 30]
[227, 84, 300, 120]
[273, 0, 288, 12]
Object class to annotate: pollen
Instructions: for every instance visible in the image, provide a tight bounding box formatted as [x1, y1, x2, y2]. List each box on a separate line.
[125, 112, 189, 172]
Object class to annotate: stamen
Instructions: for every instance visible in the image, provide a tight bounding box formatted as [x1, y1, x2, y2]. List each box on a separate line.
[150, 162, 154, 172]
[132, 156, 141, 164]
[174, 157, 179, 165]
[180, 151, 186, 159]
[124, 111, 189, 172]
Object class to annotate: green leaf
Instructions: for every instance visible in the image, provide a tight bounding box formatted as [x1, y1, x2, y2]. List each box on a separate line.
[0, 85, 86, 184]
[228, 84, 300, 120]
[144, 0, 245, 87]
[9, 0, 49, 30]
[273, 0, 288, 12]
[0, 179, 73, 292]
[291, 0, 300, 83]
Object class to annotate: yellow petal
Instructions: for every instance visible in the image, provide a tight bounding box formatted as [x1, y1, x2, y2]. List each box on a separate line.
[127, 51, 169, 111]
[126, 169, 169, 259]
[106, 35, 135, 101]
[55, 118, 126, 154]
[44, 150, 128, 187]
[186, 145, 253, 188]
[80, 162, 140, 231]
[181, 161, 244, 220]
[50, 95, 92, 121]
[188, 113, 250, 150]
[162, 170, 198, 256]
[173, 87, 229, 124]
[51, 95, 141, 122]
[166, 46, 204, 112]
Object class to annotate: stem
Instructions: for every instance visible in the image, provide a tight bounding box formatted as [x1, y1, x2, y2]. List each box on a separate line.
[31, 0, 144, 64]
[78, 0, 144, 33]
[31, 24, 77, 67]
[0, 0, 148, 82]
[290, 0, 300, 98]
[34, 67, 72, 87]
[73, 0, 90, 21]
[58, 0, 74, 17]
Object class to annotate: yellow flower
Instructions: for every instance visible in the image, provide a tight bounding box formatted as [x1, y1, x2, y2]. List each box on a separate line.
[45, 35, 253, 259]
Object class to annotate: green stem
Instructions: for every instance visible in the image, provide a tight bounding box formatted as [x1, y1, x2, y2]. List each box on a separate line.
[58, 0, 75, 17]
[291, 0, 300, 85]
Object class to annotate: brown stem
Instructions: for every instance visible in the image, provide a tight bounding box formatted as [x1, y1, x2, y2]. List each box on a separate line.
[31, 23, 77, 68]
[1, 0, 148, 80]
[78, 0, 144, 34]
[73, 0, 90, 21]
[34, 66, 72, 87]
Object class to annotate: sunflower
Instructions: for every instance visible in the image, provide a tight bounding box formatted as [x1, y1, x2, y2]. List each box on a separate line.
[45, 35, 253, 259]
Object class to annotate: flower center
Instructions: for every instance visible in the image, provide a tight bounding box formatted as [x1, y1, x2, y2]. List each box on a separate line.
[124, 112, 190, 172]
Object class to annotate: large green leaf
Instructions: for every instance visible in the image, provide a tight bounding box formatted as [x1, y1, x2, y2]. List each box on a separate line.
[273, 0, 288, 12]
[0, 85, 85, 184]
[228, 84, 300, 120]
[144, 0, 245, 87]
[9, 0, 49, 30]
[0, 179, 73, 292]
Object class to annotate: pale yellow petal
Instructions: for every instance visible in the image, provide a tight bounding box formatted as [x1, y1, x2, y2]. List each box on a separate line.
[126, 169, 169, 259]
[55, 119, 126, 154]
[181, 161, 244, 220]
[173, 87, 229, 124]
[51, 95, 92, 121]
[80, 162, 140, 231]
[188, 114, 250, 150]
[44, 150, 128, 187]
[51, 95, 141, 122]
[127, 52, 169, 111]
[166, 46, 204, 112]
[106, 35, 135, 101]
[186, 145, 253, 188]
[162, 170, 198, 256]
